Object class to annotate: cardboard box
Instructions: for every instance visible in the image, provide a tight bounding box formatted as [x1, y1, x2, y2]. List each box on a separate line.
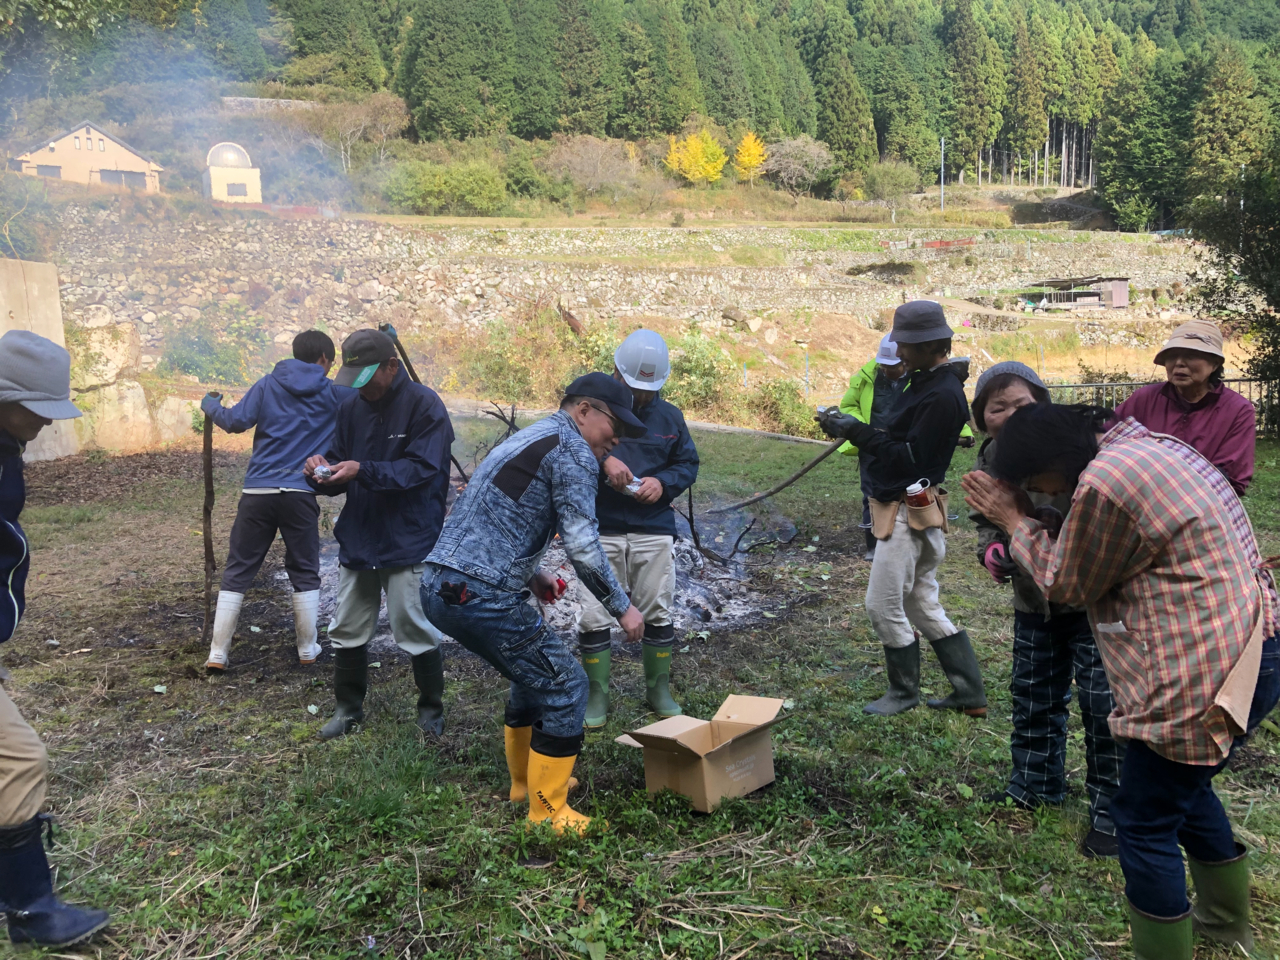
[616, 695, 787, 812]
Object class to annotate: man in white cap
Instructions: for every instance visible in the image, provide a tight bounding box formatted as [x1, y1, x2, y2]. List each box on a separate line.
[577, 329, 699, 728]
[0, 330, 110, 946]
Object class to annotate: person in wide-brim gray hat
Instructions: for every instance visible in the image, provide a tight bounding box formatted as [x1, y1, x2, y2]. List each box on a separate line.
[0, 330, 82, 442]
[890, 300, 954, 343]
[0, 329, 112, 948]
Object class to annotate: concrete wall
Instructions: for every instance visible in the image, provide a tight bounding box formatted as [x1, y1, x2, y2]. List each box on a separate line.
[0, 259, 80, 461]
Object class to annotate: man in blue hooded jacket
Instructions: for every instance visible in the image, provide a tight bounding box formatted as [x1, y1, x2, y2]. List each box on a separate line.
[200, 330, 348, 670]
[0, 330, 111, 947]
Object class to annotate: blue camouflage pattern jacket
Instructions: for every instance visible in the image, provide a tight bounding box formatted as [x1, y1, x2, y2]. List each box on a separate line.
[427, 411, 630, 616]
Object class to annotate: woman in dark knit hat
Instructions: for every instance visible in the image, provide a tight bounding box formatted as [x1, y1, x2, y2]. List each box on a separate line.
[968, 361, 1123, 859]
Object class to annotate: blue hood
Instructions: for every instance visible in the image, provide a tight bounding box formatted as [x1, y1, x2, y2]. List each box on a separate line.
[272, 358, 335, 399]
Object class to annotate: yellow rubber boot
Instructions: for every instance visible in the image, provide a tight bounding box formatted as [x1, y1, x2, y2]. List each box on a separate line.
[505, 725, 532, 803]
[526, 750, 593, 835]
[506, 726, 578, 803]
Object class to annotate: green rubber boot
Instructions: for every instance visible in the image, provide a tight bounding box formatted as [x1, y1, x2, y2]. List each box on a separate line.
[1189, 842, 1254, 952]
[643, 638, 682, 718]
[580, 630, 611, 729]
[1128, 902, 1193, 960]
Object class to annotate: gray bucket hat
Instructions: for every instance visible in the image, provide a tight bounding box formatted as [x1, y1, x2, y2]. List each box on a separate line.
[972, 360, 1049, 432]
[891, 300, 953, 343]
[0, 330, 82, 420]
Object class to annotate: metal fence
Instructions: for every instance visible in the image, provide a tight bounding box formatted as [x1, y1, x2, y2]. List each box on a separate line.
[1046, 379, 1280, 437]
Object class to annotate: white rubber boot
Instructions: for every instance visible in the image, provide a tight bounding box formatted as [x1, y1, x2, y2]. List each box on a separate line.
[293, 590, 322, 664]
[205, 591, 243, 670]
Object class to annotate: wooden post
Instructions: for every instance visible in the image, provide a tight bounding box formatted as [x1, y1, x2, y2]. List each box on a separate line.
[200, 396, 219, 647]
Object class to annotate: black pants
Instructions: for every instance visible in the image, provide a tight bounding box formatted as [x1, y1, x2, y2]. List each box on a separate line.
[1008, 610, 1124, 833]
[221, 493, 321, 593]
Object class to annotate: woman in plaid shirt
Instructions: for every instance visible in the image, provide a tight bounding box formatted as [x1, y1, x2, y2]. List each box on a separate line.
[963, 404, 1270, 960]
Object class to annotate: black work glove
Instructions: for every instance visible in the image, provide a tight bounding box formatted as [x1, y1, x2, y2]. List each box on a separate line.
[957, 435, 976, 449]
[816, 409, 875, 445]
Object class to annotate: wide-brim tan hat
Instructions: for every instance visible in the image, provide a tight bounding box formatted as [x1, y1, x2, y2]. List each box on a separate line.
[1154, 319, 1225, 365]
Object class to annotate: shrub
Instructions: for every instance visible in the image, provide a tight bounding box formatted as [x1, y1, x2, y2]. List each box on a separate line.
[385, 160, 507, 216]
[546, 136, 636, 197]
[665, 331, 734, 411]
[750, 379, 821, 438]
[159, 308, 271, 385]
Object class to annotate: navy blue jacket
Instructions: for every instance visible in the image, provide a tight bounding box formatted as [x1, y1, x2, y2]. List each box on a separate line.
[203, 359, 350, 491]
[596, 396, 699, 537]
[309, 367, 455, 570]
[0, 431, 29, 645]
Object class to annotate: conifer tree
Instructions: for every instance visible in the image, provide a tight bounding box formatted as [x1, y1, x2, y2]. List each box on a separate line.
[1188, 43, 1271, 195]
[636, 0, 704, 131]
[1148, 0, 1180, 48]
[690, 22, 755, 125]
[1178, 0, 1208, 44]
[944, 0, 997, 179]
[396, 0, 515, 138]
[556, 0, 610, 134]
[1007, 16, 1047, 178]
[283, 0, 387, 89]
[813, 14, 875, 173]
[614, 16, 663, 139]
[509, 0, 563, 138]
[874, 47, 935, 174]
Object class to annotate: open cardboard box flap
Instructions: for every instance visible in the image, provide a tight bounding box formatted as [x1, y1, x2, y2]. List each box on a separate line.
[706, 695, 788, 757]
[616, 695, 788, 759]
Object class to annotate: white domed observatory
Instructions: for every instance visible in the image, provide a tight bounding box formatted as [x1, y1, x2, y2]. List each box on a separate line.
[202, 141, 261, 204]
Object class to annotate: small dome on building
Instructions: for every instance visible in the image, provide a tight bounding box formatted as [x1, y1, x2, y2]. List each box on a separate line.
[207, 142, 252, 169]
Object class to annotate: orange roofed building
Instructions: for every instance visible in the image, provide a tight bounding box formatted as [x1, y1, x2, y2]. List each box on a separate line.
[7, 122, 163, 193]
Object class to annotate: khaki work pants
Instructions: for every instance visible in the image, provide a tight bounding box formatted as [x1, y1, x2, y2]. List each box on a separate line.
[578, 534, 675, 632]
[0, 669, 48, 827]
[865, 504, 957, 649]
[328, 564, 443, 656]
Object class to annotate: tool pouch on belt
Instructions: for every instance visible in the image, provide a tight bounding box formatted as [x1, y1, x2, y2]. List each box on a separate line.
[907, 487, 949, 533]
[869, 489, 949, 540]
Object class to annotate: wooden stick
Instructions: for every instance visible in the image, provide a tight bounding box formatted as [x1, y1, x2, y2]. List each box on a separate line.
[378, 322, 422, 384]
[708, 439, 844, 513]
[200, 398, 218, 647]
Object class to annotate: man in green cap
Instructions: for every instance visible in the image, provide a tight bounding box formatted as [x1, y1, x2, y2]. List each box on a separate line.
[305, 329, 455, 740]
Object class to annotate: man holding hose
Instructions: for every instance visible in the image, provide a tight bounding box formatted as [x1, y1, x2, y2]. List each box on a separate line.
[816, 301, 986, 718]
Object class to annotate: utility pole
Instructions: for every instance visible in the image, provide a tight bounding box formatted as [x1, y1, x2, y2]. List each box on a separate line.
[940, 138, 946, 213]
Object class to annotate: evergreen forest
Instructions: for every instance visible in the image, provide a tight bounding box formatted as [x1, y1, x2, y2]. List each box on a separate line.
[2, 0, 1280, 231]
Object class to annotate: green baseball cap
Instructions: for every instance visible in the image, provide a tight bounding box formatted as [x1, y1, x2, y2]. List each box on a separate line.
[335, 329, 396, 388]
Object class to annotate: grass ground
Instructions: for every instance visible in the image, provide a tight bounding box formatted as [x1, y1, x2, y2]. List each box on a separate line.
[3, 422, 1277, 959]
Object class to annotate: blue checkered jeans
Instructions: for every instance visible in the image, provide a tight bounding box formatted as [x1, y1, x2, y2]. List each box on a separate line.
[1008, 610, 1125, 834]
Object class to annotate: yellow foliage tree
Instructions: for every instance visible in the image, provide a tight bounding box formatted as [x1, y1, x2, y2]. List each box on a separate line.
[663, 129, 728, 186]
[732, 130, 767, 186]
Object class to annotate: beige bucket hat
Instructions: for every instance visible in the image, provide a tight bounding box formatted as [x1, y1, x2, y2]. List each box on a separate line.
[1154, 319, 1225, 365]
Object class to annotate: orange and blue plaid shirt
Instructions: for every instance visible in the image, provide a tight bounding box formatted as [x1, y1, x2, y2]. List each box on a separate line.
[1011, 419, 1258, 765]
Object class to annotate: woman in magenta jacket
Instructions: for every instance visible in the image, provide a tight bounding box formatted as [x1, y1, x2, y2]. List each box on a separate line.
[1113, 319, 1255, 495]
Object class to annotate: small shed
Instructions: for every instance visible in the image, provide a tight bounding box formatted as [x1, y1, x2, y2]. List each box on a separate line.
[7, 122, 163, 192]
[1022, 276, 1129, 310]
[203, 142, 262, 204]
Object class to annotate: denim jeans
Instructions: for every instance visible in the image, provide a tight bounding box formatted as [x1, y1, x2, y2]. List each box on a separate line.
[1110, 739, 1237, 918]
[1248, 635, 1280, 735]
[420, 563, 588, 741]
[1008, 610, 1124, 833]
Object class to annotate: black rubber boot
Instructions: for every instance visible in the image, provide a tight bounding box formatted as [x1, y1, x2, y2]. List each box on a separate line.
[321, 645, 367, 740]
[863, 642, 920, 716]
[0, 816, 110, 948]
[411, 647, 446, 737]
[863, 528, 877, 562]
[926, 630, 988, 717]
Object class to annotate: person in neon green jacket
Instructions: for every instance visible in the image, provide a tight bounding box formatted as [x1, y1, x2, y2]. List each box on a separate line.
[839, 335, 972, 560]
